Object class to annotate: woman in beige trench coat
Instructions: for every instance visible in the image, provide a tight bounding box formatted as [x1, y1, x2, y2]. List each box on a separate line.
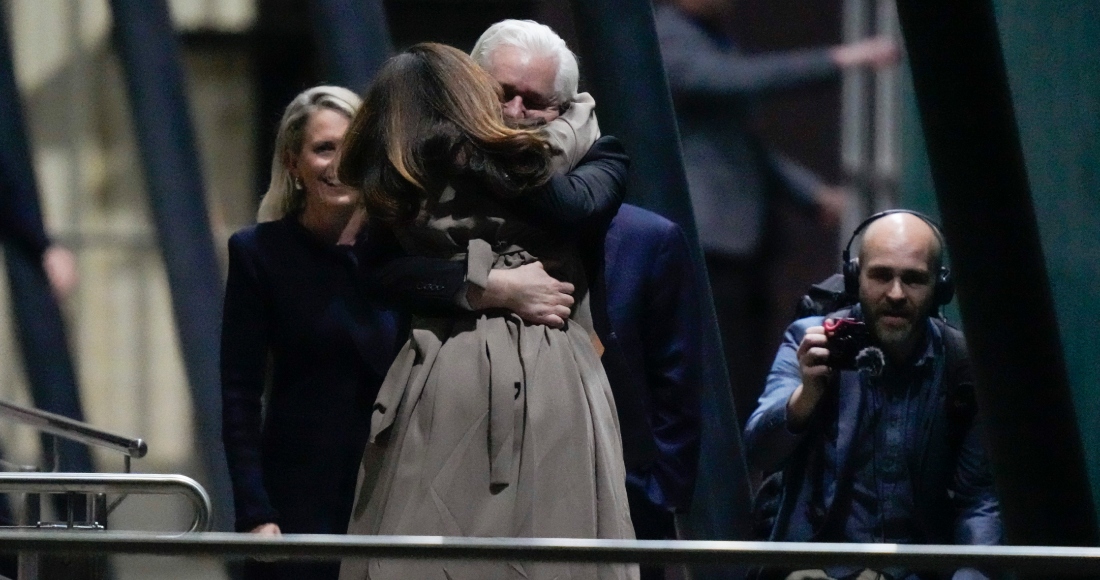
[335, 43, 638, 580]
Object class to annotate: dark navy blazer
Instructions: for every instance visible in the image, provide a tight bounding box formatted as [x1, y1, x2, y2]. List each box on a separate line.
[221, 217, 401, 536]
[604, 204, 702, 513]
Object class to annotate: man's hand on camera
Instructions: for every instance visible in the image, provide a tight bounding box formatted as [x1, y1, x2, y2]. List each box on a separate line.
[467, 262, 575, 328]
[786, 324, 832, 431]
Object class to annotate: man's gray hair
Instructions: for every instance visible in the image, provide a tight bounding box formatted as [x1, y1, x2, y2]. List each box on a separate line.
[471, 19, 579, 105]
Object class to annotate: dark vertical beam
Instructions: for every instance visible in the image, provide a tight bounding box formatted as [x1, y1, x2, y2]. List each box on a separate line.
[0, 7, 93, 475]
[896, 0, 1100, 547]
[107, 0, 232, 531]
[253, 1, 315, 197]
[308, 0, 392, 92]
[568, 0, 753, 550]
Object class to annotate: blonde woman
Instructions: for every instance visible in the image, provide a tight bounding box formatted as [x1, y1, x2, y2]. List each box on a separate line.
[221, 86, 401, 580]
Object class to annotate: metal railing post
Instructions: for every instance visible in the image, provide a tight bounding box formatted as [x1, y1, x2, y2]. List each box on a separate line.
[0, 401, 146, 460]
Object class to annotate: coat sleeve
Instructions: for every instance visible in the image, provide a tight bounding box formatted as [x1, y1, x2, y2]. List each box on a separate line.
[359, 220, 469, 315]
[951, 410, 1005, 546]
[948, 408, 1003, 580]
[0, 141, 52, 257]
[743, 319, 820, 473]
[365, 137, 628, 313]
[520, 136, 629, 228]
[636, 222, 703, 512]
[220, 233, 279, 532]
[655, 6, 838, 100]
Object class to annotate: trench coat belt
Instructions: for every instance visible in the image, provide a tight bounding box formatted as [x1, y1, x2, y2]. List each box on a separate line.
[365, 320, 523, 490]
[479, 314, 524, 489]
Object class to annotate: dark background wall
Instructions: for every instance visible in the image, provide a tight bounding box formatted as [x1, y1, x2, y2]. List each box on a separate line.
[900, 0, 1100, 509]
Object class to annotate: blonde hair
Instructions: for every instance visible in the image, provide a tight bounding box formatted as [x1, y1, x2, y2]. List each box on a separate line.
[338, 43, 553, 223]
[256, 85, 361, 222]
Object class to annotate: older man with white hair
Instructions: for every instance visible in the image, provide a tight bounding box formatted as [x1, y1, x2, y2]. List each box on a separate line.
[471, 20, 705, 573]
[471, 20, 602, 172]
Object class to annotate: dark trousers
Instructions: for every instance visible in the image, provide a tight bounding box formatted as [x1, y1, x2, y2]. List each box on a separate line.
[627, 483, 678, 580]
[705, 252, 773, 430]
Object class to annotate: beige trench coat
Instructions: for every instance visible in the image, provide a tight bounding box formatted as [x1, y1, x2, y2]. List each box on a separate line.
[340, 180, 637, 580]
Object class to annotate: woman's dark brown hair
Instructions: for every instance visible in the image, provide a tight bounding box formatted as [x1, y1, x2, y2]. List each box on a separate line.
[337, 42, 554, 222]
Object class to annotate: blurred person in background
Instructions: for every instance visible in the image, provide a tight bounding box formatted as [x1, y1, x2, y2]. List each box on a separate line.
[0, 175, 79, 299]
[655, 0, 898, 427]
[220, 85, 402, 580]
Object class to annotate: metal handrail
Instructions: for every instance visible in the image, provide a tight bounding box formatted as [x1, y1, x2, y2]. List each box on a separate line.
[0, 473, 211, 533]
[0, 535, 1092, 573]
[0, 400, 147, 458]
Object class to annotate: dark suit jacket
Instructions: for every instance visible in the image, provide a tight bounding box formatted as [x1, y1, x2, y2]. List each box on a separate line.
[655, 4, 836, 257]
[220, 217, 401, 535]
[377, 138, 702, 513]
[604, 204, 702, 513]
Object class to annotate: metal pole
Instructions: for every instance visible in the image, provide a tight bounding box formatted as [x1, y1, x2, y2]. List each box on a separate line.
[0, 534, 1100, 573]
[567, 0, 753, 548]
[307, 0, 392, 93]
[840, 0, 870, 180]
[106, 0, 233, 532]
[0, 399, 147, 458]
[895, 0, 1100, 548]
[17, 491, 40, 580]
[0, 472, 213, 533]
[871, 0, 900, 208]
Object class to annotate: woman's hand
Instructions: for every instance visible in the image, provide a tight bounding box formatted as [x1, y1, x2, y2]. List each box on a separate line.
[468, 262, 574, 328]
[248, 522, 283, 562]
[249, 522, 282, 536]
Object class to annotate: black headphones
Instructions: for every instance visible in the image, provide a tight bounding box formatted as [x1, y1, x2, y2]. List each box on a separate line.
[842, 209, 955, 307]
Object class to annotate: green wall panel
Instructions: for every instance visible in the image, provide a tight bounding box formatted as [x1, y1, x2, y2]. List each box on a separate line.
[900, 0, 1100, 508]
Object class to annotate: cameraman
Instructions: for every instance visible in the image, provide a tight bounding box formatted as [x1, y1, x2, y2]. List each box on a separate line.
[743, 212, 1002, 580]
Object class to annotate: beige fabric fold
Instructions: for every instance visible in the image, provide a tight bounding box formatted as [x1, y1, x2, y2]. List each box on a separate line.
[544, 91, 601, 174]
[466, 238, 495, 290]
